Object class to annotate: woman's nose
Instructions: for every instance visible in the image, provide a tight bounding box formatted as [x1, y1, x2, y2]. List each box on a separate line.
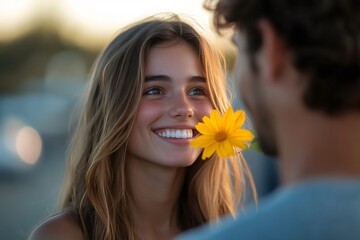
[168, 93, 194, 119]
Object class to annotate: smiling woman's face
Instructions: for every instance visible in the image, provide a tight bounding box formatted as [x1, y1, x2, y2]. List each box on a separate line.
[126, 40, 213, 167]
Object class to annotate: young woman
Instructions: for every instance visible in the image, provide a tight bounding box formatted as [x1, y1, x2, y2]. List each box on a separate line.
[29, 14, 255, 240]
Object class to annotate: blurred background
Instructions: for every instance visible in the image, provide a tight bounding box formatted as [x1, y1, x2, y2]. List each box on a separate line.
[0, 0, 278, 239]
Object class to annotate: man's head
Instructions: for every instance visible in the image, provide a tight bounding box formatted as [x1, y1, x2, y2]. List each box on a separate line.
[205, 0, 360, 156]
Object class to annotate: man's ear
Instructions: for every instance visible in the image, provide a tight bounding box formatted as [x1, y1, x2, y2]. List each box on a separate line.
[257, 19, 287, 83]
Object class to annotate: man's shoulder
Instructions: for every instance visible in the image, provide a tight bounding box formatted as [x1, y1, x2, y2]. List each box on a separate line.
[29, 212, 84, 240]
[177, 179, 360, 240]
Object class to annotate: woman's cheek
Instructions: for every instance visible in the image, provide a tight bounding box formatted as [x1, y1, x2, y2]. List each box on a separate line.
[135, 101, 164, 120]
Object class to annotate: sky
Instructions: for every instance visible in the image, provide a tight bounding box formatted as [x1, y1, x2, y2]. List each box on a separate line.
[0, 0, 212, 49]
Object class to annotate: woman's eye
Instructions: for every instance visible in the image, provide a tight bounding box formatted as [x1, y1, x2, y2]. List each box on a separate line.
[144, 87, 163, 95]
[189, 88, 206, 96]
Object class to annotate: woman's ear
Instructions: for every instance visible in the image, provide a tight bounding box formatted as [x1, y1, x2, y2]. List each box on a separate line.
[257, 19, 288, 83]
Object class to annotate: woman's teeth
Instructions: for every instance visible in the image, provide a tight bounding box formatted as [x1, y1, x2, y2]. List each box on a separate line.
[157, 129, 193, 139]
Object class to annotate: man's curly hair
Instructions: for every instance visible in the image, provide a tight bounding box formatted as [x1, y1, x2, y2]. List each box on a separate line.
[205, 0, 360, 115]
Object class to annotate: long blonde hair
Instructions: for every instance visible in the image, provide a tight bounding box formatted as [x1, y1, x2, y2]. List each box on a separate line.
[59, 13, 256, 240]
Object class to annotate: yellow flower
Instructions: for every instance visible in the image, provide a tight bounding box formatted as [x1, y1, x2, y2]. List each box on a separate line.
[190, 107, 254, 160]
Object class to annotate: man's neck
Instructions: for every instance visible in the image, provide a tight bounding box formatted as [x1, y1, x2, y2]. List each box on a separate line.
[277, 110, 360, 185]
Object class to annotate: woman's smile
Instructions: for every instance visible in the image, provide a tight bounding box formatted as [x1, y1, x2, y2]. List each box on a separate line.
[152, 127, 199, 145]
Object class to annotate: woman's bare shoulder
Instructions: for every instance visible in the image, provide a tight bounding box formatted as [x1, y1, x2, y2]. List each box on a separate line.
[28, 212, 84, 240]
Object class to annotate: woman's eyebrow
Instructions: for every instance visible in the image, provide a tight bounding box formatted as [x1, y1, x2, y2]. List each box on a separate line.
[144, 75, 171, 82]
[144, 75, 206, 82]
[190, 76, 206, 83]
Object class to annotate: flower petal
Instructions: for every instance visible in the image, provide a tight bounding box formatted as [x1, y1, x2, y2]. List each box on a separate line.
[202, 115, 219, 132]
[223, 107, 233, 124]
[190, 135, 215, 148]
[216, 140, 234, 158]
[224, 109, 237, 131]
[229, 129, 254, 142]
[228, 139, 248, 150]
[210, 109, 222, 128]
[195, 122, 216, 136]
[224, 109, 246, 133]
[202, 141, 219, 160]
[232, 110, 246, 130]
[223, 108, 236, 132]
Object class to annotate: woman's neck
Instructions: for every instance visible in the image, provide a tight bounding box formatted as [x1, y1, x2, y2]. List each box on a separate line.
[127, 158, 186, 240]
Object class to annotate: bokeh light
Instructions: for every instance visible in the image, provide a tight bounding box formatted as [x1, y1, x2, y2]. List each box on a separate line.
[15, 126, 42, 165]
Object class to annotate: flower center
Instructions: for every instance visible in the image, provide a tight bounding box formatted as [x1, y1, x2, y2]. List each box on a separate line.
[215, 131, 227, 142]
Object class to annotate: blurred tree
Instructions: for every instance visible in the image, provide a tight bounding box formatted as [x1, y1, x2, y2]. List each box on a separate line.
[0, 27, 98, 94]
